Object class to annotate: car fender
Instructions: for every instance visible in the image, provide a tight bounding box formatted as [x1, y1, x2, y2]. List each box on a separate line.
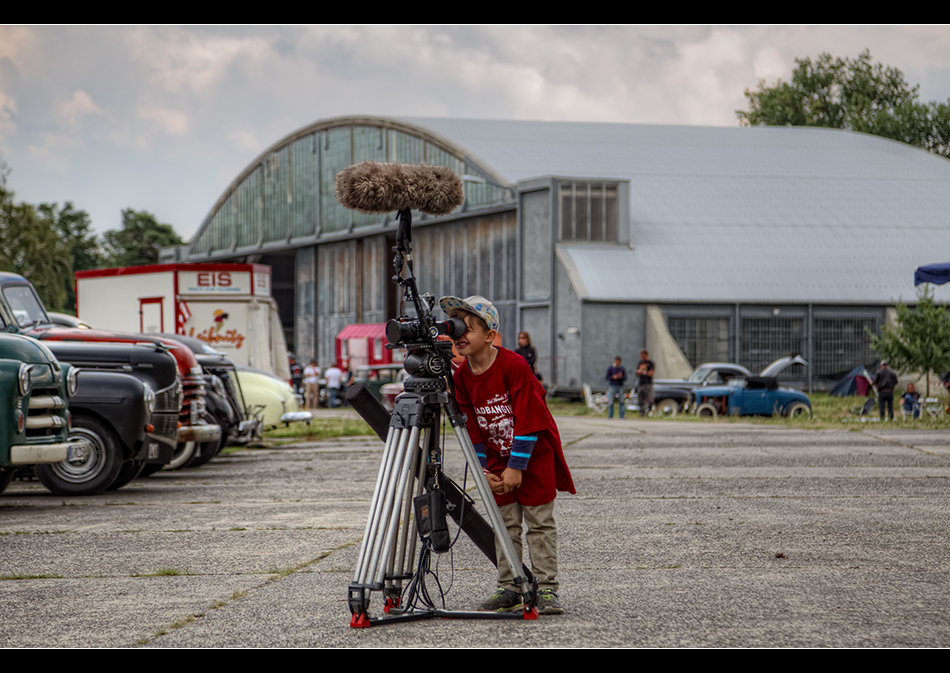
[68, 370, 150, 460]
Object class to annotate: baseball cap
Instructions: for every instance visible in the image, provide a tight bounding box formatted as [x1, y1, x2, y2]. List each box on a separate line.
[438, 295, 499, 332]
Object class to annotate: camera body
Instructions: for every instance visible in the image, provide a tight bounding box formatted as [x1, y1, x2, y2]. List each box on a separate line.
[386, 296, 466, 391]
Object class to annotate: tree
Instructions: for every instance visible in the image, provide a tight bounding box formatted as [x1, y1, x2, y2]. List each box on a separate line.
[869, 287, 950, 396]
[101, 208, 184, 268]
[738, 50, 950, 159]
[0, 160, 73, 311]
[37, 202, 102, 312]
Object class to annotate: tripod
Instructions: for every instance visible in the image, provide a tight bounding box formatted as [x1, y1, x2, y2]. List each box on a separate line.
[347, 356, 539, 627]
[346, 209, 538, 627]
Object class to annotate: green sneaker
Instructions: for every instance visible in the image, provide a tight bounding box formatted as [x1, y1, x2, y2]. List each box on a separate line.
[536, 589, 565, 615]
[477, 587, 523, 612]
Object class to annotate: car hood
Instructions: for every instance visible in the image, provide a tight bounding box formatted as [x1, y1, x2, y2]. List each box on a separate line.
[759, 355, 808, 378]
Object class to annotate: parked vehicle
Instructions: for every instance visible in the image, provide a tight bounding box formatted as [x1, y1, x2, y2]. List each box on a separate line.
[75, 263, 291, 380]
[691, 356, 810, 419]
[41, 341, 180, 491]
[0, 272, 220, 469]
[235, 364, 311, 430]
[157, 333, 261, 462]
[36, 368, 163, 495]
[644, 363, 755, 416]
[0, 333, 85, 495]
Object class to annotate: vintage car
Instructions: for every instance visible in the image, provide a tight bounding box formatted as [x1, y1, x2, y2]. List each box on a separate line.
[0, 333, 85, 495]
[234, 364, 312, 430]
[40, 341, 180, 492]
[638, 363, 755, 416]
[157, 333, 260, 465]
[0, 273, 220, 454]
[691, 356, 810, 419]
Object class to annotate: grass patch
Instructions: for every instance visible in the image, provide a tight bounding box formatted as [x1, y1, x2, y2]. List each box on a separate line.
[0, 573, 63, 580]
[546, 392, 950, 429]
[264, 417, 375, 441]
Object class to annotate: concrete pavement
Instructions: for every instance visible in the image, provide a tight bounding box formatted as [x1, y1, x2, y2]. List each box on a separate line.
[1, 417, 949, 647]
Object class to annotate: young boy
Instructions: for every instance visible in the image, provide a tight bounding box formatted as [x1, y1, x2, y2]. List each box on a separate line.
[439, 295, 575, 615]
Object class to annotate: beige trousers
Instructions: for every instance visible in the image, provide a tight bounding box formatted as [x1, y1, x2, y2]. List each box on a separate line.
[495, 499, 559, 592]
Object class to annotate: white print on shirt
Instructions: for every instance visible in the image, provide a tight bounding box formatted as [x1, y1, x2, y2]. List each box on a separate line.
[475, 392, 513, 457]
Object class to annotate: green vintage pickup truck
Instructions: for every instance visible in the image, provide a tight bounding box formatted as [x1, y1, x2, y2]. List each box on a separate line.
[0, 332, 86, 494]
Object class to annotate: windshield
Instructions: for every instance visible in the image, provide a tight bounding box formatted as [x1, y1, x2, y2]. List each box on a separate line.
[688, 366, 710, 383]
[2, 285, 50, 328]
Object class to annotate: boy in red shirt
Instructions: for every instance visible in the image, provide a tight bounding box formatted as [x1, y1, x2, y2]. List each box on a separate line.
[439, 295, 575, 615]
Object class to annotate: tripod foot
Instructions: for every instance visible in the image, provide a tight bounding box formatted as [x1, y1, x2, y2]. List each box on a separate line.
[384, 597, 401, 614]
[523, 606, 539, 620]
[350, 612, 372, 628]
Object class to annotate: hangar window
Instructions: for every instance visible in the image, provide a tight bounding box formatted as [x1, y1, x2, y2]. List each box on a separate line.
[740, 317, 806, 382]
[558, 182, 619, 242]
[668, 316, 731, 368]
[813, 317, 878, 378]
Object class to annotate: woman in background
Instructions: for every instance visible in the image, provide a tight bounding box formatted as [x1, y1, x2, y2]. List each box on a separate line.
[515, 331, 542, 381]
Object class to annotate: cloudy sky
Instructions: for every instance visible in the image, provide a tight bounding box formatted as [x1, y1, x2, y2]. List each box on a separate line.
[2, 25, 950, 240]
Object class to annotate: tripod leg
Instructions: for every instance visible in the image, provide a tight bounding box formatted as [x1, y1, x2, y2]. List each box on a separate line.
[354, 425, 401, 586]
[449, 423, 537, 614]
[387, 428, 428, 609]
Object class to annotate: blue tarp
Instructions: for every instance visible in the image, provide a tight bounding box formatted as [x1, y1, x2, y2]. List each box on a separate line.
[914, 262, 950, 286]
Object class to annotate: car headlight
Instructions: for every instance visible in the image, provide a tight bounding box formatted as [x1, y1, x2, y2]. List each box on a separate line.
[66, 366, 80, 397]
[18, 363, 33, 396]
[143, 382, 156, 415]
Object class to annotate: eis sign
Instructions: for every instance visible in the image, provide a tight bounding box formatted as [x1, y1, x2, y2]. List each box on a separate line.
[179, 271, 251, 295]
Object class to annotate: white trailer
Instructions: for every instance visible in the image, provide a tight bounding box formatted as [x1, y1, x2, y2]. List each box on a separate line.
[75, 263, 291, 379]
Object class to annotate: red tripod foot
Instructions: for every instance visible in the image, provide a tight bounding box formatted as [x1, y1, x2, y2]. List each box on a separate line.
[350, 612, 372, 628]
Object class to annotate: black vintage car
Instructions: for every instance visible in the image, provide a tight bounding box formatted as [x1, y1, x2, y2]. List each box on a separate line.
[39, 341, 181, 494]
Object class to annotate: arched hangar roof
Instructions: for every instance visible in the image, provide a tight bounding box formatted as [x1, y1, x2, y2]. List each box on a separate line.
[184, 115, 950, 305]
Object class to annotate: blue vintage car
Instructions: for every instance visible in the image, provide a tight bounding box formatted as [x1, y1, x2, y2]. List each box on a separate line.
[691, 356, 811, 419]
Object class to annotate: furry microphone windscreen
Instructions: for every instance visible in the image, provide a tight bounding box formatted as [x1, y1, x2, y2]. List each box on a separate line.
[335, 161, 465, 216]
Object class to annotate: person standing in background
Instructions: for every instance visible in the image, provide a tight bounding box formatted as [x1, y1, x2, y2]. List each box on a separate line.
[636, 349, 655, 417]
[605, 356, 627, 419]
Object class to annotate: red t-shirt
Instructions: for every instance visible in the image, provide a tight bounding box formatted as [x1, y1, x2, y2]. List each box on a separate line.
[453, 347, 575, 506]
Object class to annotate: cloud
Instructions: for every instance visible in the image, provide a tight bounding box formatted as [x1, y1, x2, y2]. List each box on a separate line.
[56, 90, 102, 128]
[138, 107, 190, 136]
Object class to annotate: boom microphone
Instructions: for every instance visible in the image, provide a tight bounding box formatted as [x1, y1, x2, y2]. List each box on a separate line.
[335, 161, 464, 216]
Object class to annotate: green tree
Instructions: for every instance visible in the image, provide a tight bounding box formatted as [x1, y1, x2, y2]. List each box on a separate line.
[37, 202, 102, 313]
[0, 160, 73, 311]
[102, 208, 184, 267]
[869, 287, 950, 396]
[738, 50, 950, 159]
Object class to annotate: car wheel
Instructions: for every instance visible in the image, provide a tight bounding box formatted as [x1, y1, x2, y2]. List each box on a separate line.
[654, 398, 680, 417]
[185, 436, 225, 468]
[138, 463, 164, 478]
[164, 442, 197, 470]
[108, 458, 146, 491]
[695, 402, 718, 419]
[786, 402, 811, 419]
[34, 416, 124, 496]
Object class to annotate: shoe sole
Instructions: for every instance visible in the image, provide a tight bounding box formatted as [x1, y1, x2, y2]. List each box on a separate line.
[477, 603, 524, 612]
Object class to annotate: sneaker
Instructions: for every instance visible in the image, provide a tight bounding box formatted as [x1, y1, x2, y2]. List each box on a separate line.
[536, 588, 565, 615]
[477, 587, 523, 612]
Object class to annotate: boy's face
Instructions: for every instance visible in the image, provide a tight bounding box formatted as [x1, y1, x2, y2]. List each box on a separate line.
[453, 313, 495, 358]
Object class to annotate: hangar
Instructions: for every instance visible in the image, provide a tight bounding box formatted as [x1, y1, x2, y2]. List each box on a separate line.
[161, 115, 950, 391]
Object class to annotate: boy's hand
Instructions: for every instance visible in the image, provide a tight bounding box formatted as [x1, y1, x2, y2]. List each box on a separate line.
[486, 472, 504, 494]
[500, 467, 522, 493]
[486, 469, 522, 494]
